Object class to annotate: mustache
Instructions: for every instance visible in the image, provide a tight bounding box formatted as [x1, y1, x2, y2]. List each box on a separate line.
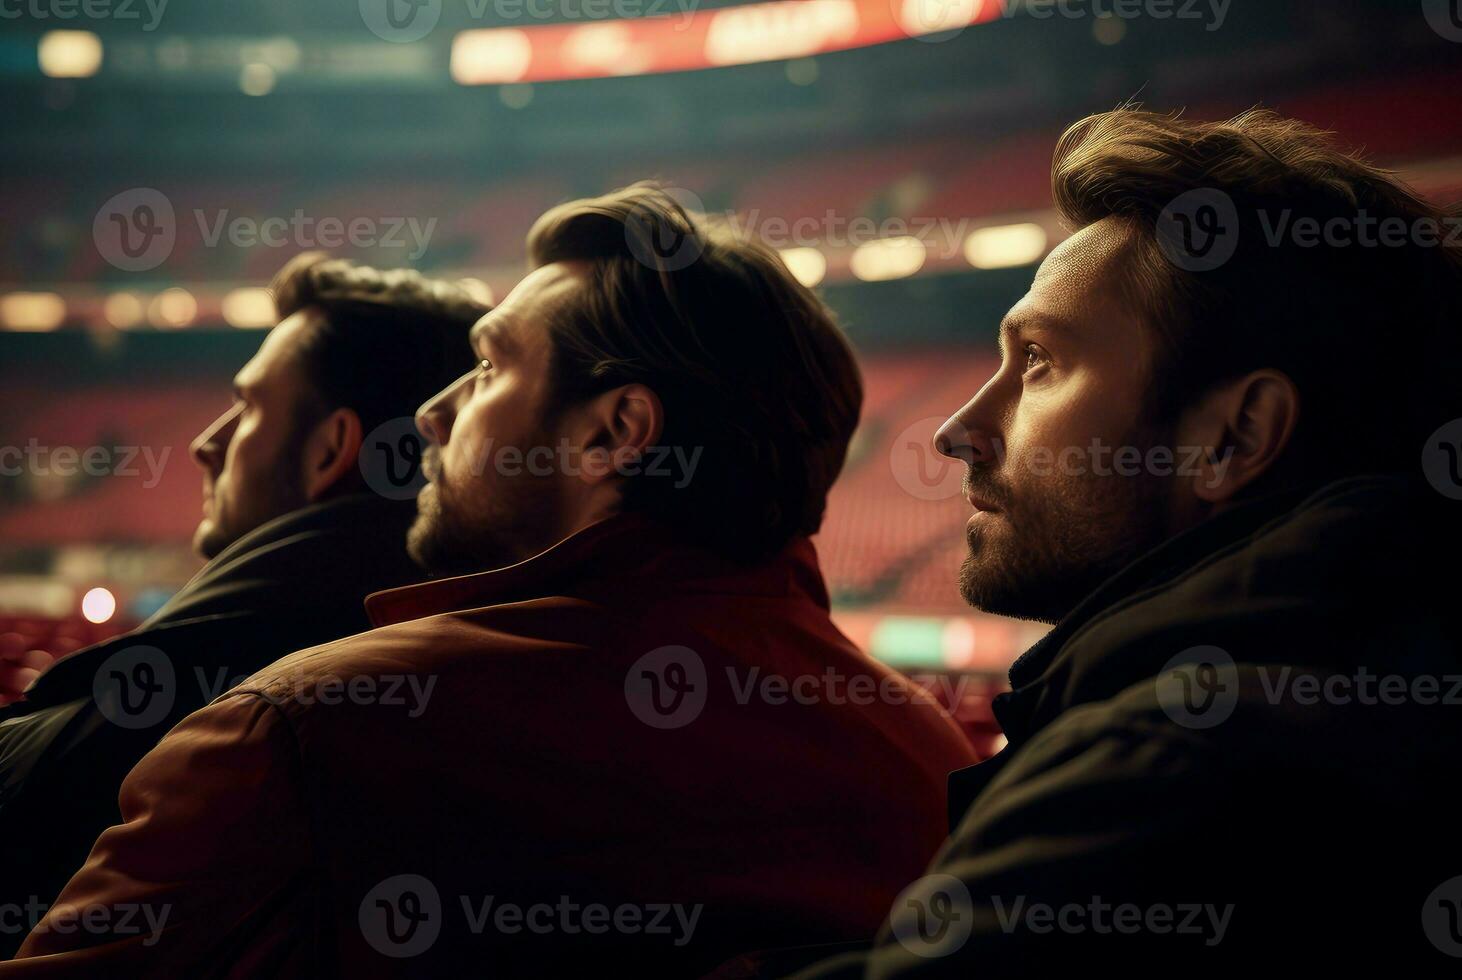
[962, 468, 1010, 508]
[420, 447, 442, 483]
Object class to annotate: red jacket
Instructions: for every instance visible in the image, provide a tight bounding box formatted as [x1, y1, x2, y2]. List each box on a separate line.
[8, 515, 976, 977]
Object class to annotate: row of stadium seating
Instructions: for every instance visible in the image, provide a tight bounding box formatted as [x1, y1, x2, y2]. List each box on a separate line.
[6, 64, 1460, 287]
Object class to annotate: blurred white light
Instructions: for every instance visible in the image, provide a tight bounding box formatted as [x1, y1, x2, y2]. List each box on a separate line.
[779, 247, 827, 288]
[963, 223, 1049, 269]
[0, 292, 66, 331]
[563, 23, 632, 72]
[897, 0, 981, 37]
[498, 84, 534, 110]
[240, 63, 276, 96]
[850, 237, 926, 282]
[81, 587, 116, 625]
[149, 288, 197, 329]
[459, 278, 496, 306]
[222, 288, 276, 328]
[38, 31, 103, 79]
[104, 292, 147, 329]
[451, 30, 534, 85]
[705, 1, 859, 66]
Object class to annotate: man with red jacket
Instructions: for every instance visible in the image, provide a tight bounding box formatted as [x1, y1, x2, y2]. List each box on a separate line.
[5, 184, 977, 977]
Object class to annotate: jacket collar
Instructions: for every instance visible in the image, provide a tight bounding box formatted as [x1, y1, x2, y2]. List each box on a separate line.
[143, 493, 418, 628]
[990, 474, 1416, 744]
[365, 512, 828, 628]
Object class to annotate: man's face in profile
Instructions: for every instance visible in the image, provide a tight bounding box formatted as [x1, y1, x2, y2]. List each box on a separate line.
[935, 218, 1178, 624]
[408, 262, 585, 576]
[189, 310, 321, 560]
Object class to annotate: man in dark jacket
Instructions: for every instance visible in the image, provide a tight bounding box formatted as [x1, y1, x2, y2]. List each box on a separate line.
[1, 185, 979, 978]
[0, 253, 482, 955]
[786, 108, 1462, 975]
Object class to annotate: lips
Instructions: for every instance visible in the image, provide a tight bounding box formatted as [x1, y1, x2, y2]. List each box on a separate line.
[965, 492, 1001, 513]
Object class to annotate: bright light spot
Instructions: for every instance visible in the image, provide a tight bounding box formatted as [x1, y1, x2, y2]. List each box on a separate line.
[964, 223, 1048, 269]
[563, 23, 632, 72]
[240, 63, 276, 96]
[897, 0, 981, 37]
[257, 38, 302, 71]
[0, 292, 66, 331]
[1093, 14, 1127, 45]
[941, 617, 978, 670]
[785, 57, 819, 86]
[149, 288, 197, 329]
[850, 237, 926, 282]
[81, 587, 116, 624]
[705, 0, 859, 66]
[38, 31, 103, 79]
[459, 278, 496, 306]
[221, 288, 276, 328]
[779, 247, 827, 287]
[498, 84, 534, 110]
[451, 29, 534, 85]
[104, 292, 147, 329]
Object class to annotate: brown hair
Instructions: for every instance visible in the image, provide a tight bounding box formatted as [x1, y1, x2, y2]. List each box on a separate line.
[1052, 107, 1462, 484]
[525, 182, 863, 560]
[270, 252, 484, 488]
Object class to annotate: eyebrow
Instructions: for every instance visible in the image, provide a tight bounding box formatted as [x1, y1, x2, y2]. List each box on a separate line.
[997, 312, 1065, 357]
[469, 317, 514, 358]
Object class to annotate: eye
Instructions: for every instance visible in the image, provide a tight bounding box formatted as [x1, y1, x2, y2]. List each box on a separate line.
[1022, 343, 1049, 375]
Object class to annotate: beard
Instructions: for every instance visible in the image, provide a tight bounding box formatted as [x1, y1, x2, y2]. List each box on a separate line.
[193, 443, 309, 561]
[958, 423, 1177, 624]
[407, 445, 566, 577]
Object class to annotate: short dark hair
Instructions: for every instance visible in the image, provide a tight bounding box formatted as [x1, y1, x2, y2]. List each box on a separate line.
[526, 183, 863, 560]
[1052, 107, 1462, 484]
[270, 252, 484, 491]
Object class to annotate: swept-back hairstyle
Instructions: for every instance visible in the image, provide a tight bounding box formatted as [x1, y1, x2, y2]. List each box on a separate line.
[526, 182, 863, 560]
[269, 252, 484, 491]
[1052, 107, 1462, 483]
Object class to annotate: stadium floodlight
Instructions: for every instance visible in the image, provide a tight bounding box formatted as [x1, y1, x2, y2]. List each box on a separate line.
[779, 247, 828, 288]
[38, 31, 103, 79]
[221, 288, 276, 329]
[0, 293, 66, 332]
[850, 237, 926, 282]
[963, 223, 1049, 270]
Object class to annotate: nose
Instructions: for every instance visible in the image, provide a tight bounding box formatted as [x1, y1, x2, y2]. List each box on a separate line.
[191, 402, 243, 472]
[416, 369, 473, 447]
[934, 396, 1004, 467]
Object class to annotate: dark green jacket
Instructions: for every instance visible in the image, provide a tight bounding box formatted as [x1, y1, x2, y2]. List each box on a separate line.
[796, 475, 1462, 976]
[0, 494, 423, 957]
